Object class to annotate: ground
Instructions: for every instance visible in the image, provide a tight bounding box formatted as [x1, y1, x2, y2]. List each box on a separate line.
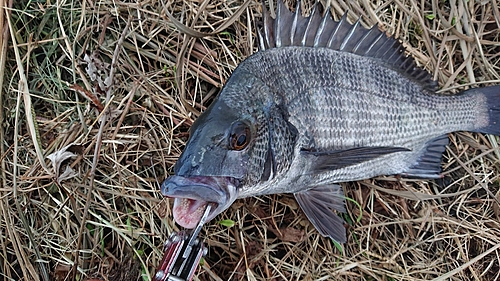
[1, 0, 500, 280]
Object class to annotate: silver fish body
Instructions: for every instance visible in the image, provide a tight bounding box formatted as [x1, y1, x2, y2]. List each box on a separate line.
[162, 1, 500, 242]
[227, 47, 489, 195]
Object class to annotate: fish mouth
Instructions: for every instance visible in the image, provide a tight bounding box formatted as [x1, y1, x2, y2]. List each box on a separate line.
[160, 175, 240, 228]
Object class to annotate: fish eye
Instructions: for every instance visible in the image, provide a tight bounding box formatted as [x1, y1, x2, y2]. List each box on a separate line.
[229, 121, 251, 151]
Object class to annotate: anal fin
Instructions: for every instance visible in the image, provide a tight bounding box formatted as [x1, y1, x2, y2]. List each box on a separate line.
[403, 135, 449, 178]
[294, 184, 346, 243]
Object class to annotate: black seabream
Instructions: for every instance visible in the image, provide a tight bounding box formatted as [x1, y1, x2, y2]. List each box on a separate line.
[161, 0, 500, 242]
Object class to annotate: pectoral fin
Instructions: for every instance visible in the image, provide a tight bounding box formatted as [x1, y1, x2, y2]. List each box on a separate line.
[301, 146, 410, 172]
[294, 184, 347, 243]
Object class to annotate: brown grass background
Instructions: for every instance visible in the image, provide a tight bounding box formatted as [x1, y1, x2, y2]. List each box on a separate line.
[1, 0, 500, 280]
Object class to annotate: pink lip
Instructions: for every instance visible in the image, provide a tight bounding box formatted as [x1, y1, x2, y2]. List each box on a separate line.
[172, 198, 208, 229]
[161, 175, 240, 228]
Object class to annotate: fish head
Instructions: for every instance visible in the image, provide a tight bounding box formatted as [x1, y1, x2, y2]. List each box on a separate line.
[161, 83, 272, 228]
[174, 96, 256, 183]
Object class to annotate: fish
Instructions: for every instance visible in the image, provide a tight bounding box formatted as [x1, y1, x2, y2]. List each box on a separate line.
[161, 0, 500, 243]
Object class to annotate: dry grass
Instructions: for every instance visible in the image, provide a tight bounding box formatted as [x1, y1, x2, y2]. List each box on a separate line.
[1, 0, 499, 280]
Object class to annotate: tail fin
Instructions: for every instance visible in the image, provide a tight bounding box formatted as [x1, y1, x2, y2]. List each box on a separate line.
[470, 85, 500, 135]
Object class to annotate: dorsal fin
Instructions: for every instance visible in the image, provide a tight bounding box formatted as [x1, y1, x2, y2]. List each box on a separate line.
[258, 0, 437, 91]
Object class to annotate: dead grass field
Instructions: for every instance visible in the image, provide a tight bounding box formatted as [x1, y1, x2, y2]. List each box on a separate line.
[1, 0, 500, 280]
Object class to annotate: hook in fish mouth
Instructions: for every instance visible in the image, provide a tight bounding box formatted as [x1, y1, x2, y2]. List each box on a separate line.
[160, 175, 240, 228]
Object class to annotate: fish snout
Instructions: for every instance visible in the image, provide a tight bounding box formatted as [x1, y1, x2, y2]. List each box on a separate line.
[160, 175, 240, 228]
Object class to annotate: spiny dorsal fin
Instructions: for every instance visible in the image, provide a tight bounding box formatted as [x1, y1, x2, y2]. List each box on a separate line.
[258, 0, 437, 91]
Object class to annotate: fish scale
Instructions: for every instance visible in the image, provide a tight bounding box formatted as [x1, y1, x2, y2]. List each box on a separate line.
[161, 0, 500, 243]
[238, 49, 483, 149]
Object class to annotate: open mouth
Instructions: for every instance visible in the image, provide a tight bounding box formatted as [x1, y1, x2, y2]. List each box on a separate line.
[172, 198, 211, 228]
[161, 175, 240, 229]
